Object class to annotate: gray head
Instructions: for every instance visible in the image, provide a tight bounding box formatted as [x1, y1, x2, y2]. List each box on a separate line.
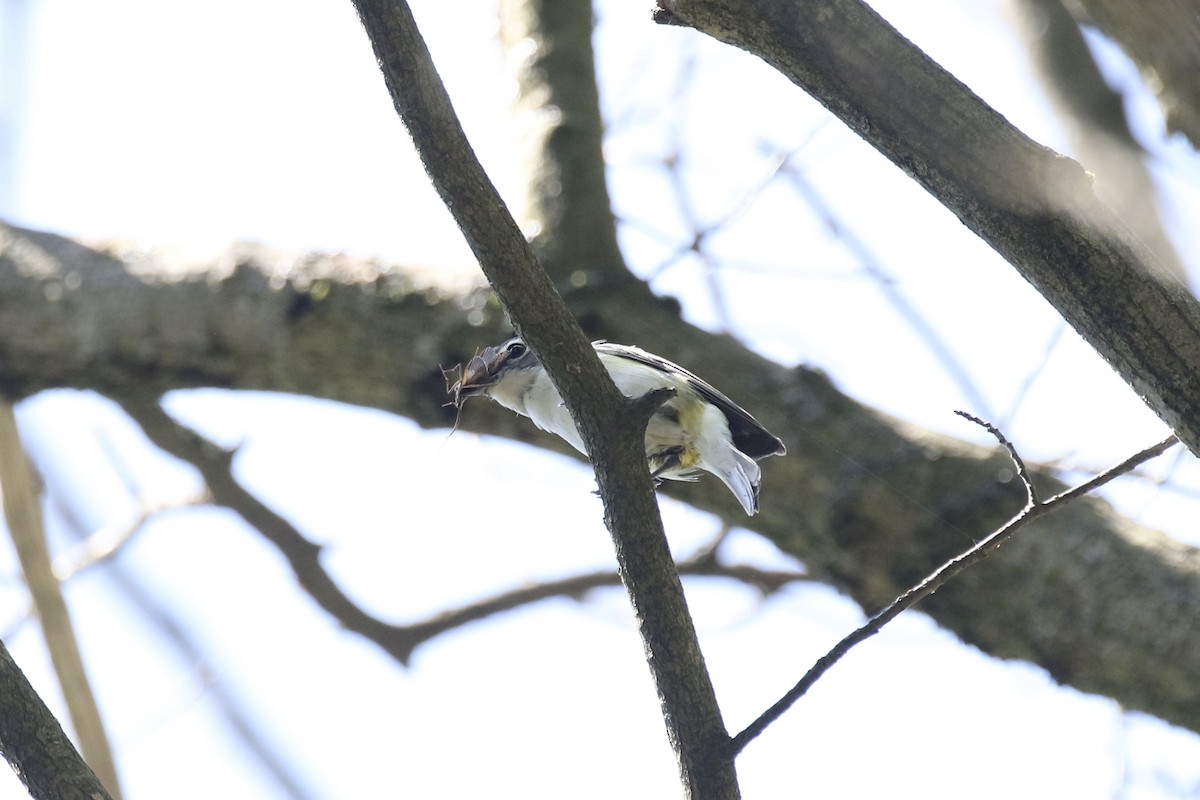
[452, 337, 540, 407]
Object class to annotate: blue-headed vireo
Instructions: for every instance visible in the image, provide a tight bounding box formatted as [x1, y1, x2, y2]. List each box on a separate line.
[453, 338, 786, 515]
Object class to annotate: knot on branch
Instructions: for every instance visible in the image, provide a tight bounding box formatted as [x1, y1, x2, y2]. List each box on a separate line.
[651, 6, 689, 27]
[628, 386, 677, 427]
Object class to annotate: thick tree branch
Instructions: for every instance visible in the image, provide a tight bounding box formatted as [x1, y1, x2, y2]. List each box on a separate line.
[5, 226, 1200, 734]
[306, 3, 740, 793]
[653, 0, 1200, 463]
[351, 2, 737, 793]
[498, 0, 631, 286]
[0, 223, 499, 410]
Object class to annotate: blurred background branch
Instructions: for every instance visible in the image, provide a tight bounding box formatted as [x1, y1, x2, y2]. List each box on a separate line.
[0, 402, 122, 798]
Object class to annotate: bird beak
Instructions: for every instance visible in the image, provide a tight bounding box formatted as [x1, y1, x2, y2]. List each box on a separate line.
[452, 345, 509, 406]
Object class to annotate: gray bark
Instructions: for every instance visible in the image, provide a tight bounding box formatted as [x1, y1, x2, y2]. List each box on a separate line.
[654, 0, 1200, 464]
[3, 222, 1199, 735]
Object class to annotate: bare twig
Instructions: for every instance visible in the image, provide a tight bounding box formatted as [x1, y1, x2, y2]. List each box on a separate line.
[0, 402, 124, 798]
[393, 544, 809, 654]
[2, 494, 210, 641]
[954, 410, 1037, 503]
[53, 494, 208, 581]
[648, 148, 796, 286]
[727, 425, 1179, 755]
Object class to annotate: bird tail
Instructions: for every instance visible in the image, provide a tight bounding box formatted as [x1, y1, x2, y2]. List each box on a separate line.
[712, 449, 762, 515]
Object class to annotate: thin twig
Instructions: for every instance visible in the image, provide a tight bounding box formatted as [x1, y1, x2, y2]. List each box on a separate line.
[53, 494, 208, 580]
[955, 410, 1037, 503]
[392, 543, 809, 656]
[1001, 319, 1067, 429]
[2, 494, 211, 641]
[728, 430, 1179, 755]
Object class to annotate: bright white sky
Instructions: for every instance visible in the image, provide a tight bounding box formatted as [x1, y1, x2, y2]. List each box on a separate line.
[3, 1, 1200, 798]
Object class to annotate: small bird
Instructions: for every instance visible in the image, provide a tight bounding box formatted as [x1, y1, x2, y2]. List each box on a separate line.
[452, 337, 786, 515]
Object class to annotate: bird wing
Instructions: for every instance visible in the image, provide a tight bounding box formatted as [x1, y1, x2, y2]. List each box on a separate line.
[592, 341, 786, 461]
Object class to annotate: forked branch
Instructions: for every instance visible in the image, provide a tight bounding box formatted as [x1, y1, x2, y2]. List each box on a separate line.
[729, 416, 1179, 755]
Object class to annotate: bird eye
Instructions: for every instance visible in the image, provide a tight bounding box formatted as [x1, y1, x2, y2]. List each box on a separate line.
[506, 341, 527, 358]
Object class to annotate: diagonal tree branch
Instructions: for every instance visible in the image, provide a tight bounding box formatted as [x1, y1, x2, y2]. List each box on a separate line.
[653, 0, 1200, 463]
[349, 1, 738, 796]
[0, 637, 113, 800]
[118, 396, 421, 665]
[730, 426, 1180, 754]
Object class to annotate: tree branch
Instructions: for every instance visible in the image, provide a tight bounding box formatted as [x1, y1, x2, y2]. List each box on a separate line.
[653, 0, 1200, 464]
[730, 427, 1179, 754]
[498, 0, 631, 286]
[118, 396, 423, 665]
[117, 396, 808, 665]
[393, 552, 809, 654]
[0, 638, 113, 800]
[4, 222, 1200, 733]
[5, 222, 1200, 734]
[349, 1, 738, 795]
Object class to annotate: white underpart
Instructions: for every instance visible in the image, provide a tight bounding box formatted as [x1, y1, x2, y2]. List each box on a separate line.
[485, 353, 761, 514]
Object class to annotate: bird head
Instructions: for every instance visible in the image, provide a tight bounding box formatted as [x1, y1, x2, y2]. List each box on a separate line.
[452, 337, 539, 408]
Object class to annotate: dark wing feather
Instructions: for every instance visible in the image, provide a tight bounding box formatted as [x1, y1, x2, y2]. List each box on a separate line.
[593, 341, 786, 460]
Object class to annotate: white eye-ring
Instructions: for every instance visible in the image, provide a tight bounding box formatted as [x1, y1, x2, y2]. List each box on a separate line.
[506, 341, 527, 358]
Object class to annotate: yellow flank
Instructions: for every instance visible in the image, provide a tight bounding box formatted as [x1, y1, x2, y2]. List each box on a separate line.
[650, 392, 706, 470]
[671, 393, 706, 448]
[676, 447, 702, 468]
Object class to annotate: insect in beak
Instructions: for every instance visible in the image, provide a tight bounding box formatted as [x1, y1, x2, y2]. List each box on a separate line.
[449, 345, 508, 408]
